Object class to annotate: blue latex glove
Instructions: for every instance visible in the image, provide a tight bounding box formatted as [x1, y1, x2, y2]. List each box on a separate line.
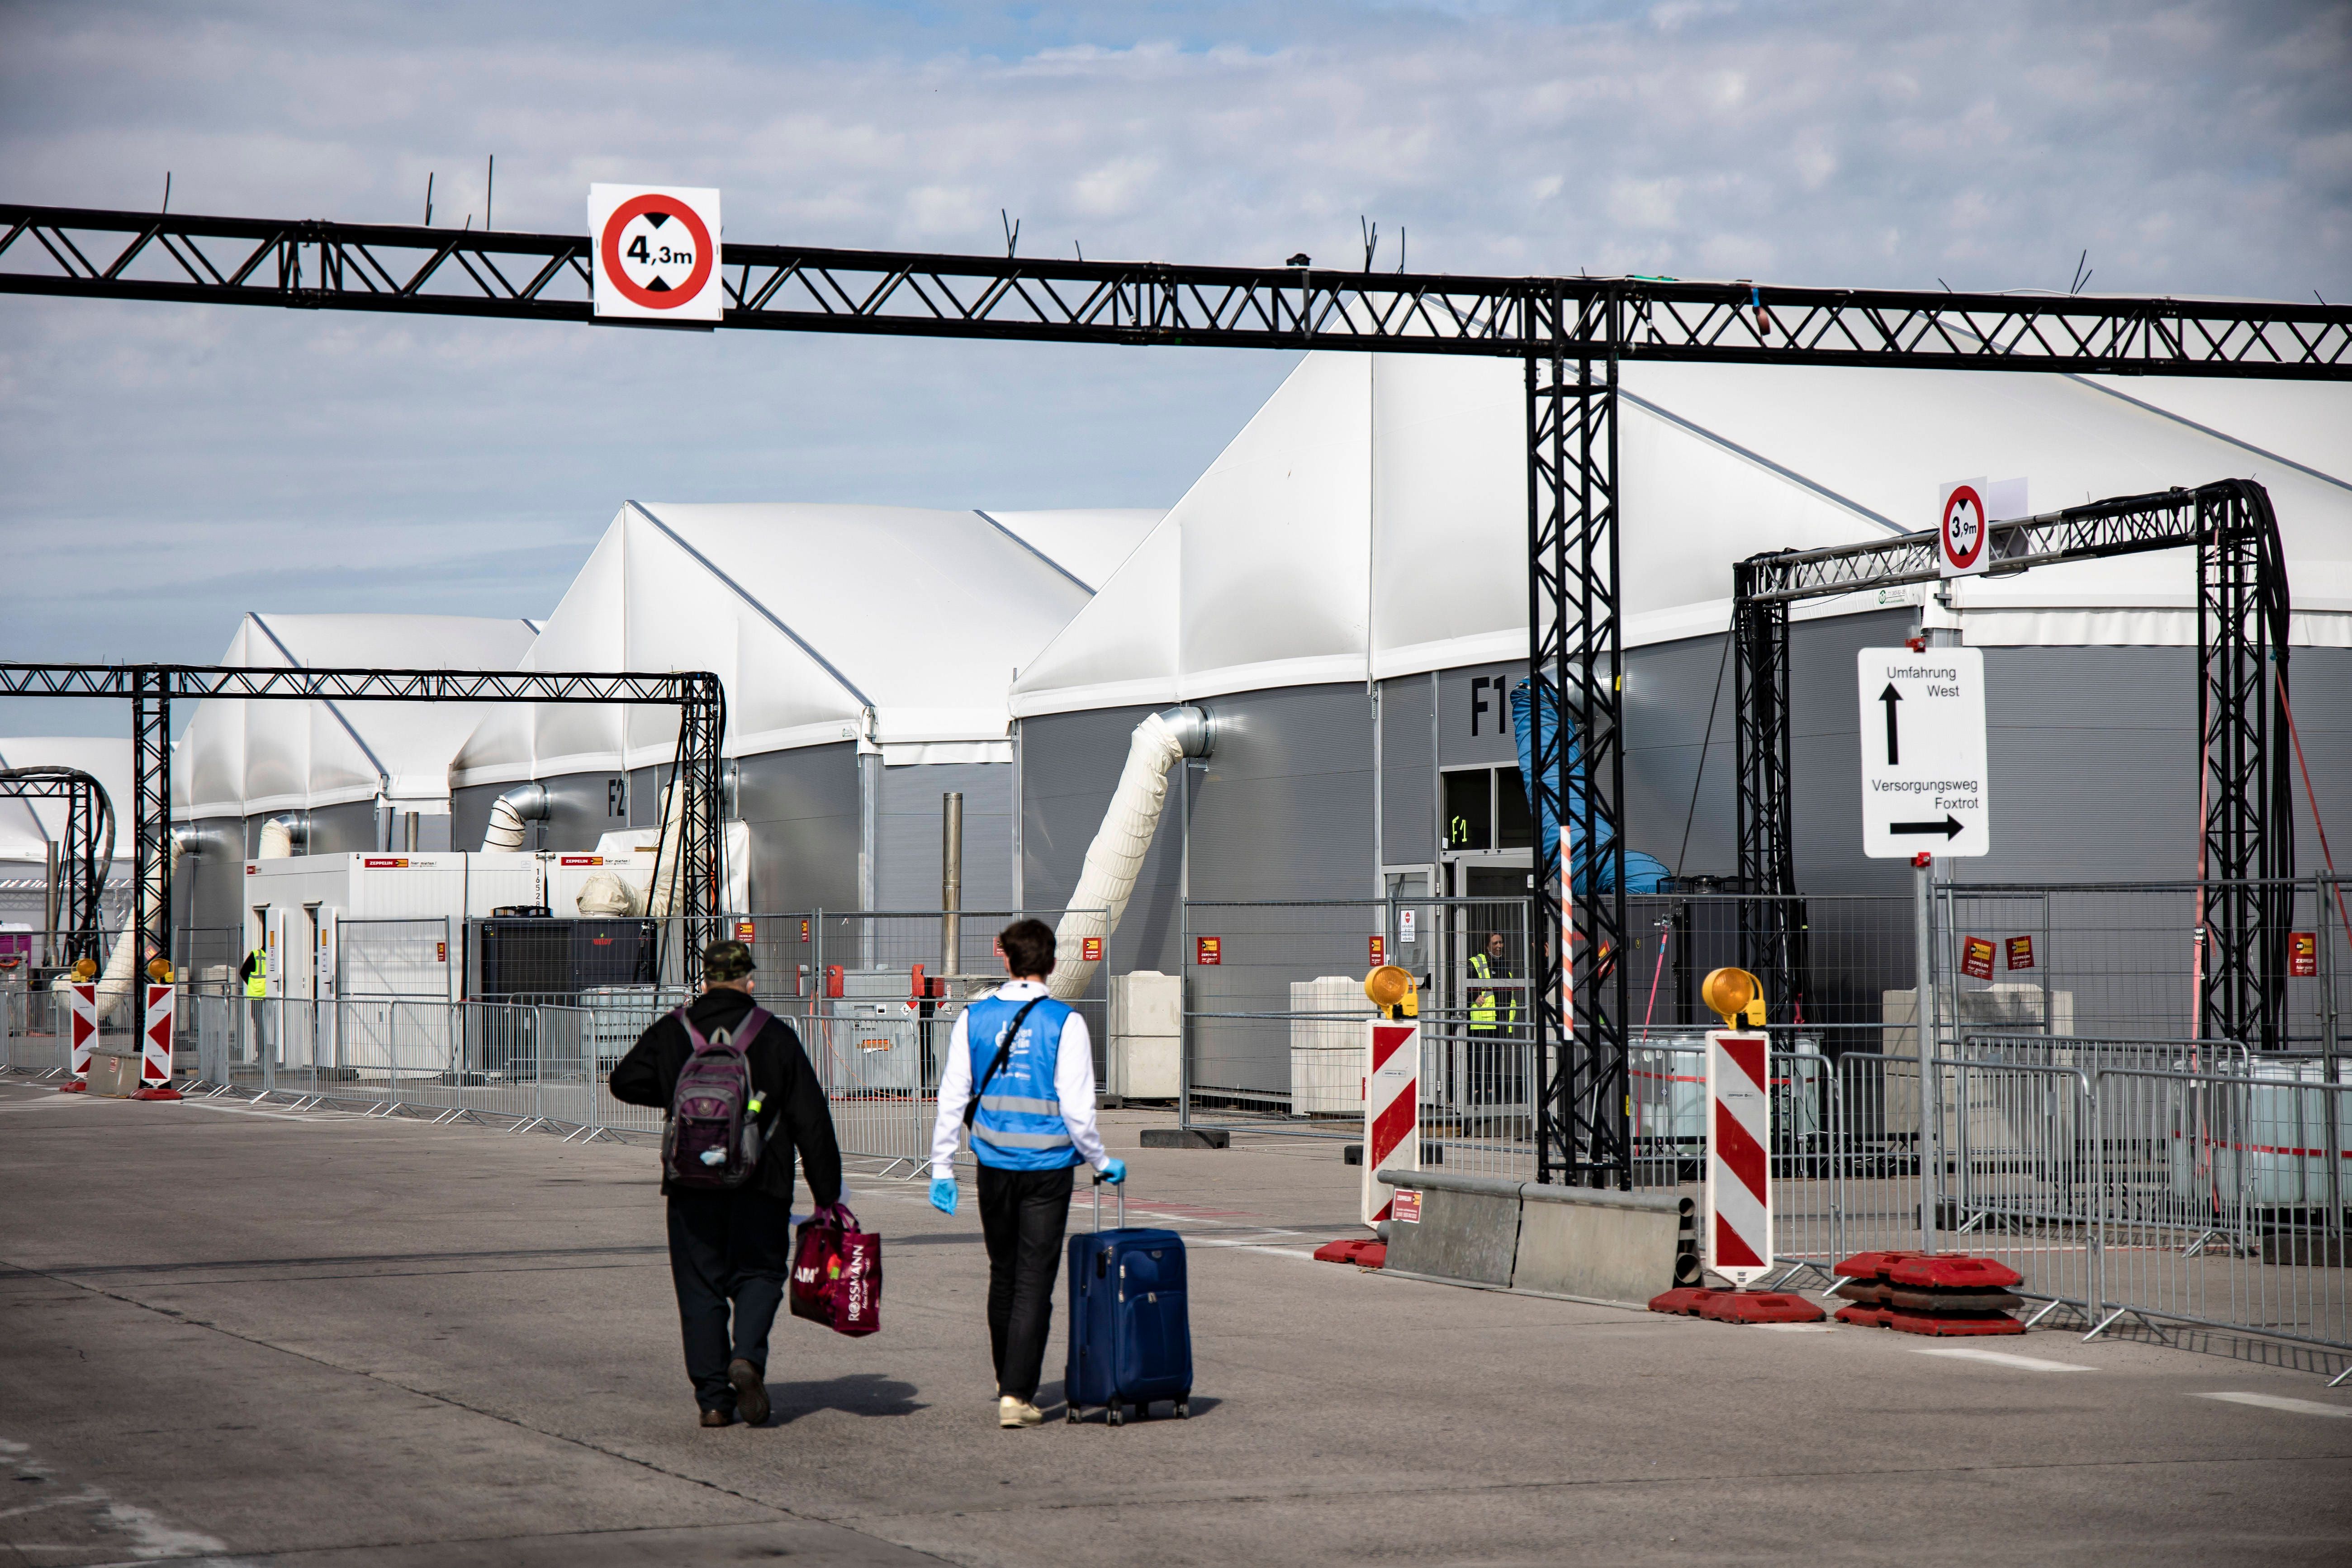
[929, 1176, 959, 1215]
[1100, 1158, 1128, 1185]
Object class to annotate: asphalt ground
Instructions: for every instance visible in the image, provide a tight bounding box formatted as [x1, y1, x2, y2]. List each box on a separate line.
[2, 1076, 2349, 1567]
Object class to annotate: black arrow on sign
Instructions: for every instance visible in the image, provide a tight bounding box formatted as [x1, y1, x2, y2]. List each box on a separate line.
[1878, 683, 1902, 765]
[1891, 815, 1964, 840]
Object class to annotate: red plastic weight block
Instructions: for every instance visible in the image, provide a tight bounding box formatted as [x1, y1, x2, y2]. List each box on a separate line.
[1647, 1288, 1721, 1316]
[1886, 1286, 2023, 1314]
[1832, 1280, 1891, 1305]
[1312, 1238, 1386, 1268]
[1887, 1255, 2023, 1291]
[1697, 1291, 1828, 1325]
[1830, 1249, 1923, 1281]
[1834, 1303, 1893, 1328]
[1885, 1308, 2025, 1337]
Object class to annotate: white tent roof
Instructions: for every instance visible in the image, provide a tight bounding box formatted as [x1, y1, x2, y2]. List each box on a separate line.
[450, 502, 1134, 786]
[0, 737, 133, 862]
[175, 614, 542, 820]
[979, 509, 1163, 592]
[1010, 354, 2352, 716]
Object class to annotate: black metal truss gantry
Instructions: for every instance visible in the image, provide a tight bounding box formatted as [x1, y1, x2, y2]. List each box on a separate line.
[1731, 479, 2295, 1047]
[5, 204, 2349, 1185]
[0, 766, 114, 963]
[0, 663, 725, 1048]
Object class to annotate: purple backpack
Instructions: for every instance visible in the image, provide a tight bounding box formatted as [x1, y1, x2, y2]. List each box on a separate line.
[662, 1004, 772, 1189]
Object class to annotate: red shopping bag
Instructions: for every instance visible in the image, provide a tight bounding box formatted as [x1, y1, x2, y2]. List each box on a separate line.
[790, 1205, 882, 1337]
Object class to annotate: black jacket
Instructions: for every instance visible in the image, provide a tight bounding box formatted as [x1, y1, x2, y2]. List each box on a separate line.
[608, 988, 844, 1208]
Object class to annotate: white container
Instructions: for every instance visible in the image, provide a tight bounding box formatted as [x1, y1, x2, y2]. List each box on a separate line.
[1289, 976, 1374, 1116]
[1108, 970, 1181, 1099]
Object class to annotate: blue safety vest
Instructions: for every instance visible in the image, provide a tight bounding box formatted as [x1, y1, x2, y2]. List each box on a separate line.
[962, 990, 1078, 1172]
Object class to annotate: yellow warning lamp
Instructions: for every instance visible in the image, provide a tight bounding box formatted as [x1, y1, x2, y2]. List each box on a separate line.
[1701, 966, 1765, 1032]
[1364, 964, 1418, 1019]
[71, 957, 99, 982]
[146, 958, 175, 984]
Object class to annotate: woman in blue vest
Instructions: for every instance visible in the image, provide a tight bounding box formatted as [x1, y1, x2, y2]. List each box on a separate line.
[929, 918, 1125, 1428]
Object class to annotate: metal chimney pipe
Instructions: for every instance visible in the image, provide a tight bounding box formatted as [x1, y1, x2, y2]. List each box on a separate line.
[941, 791, 964, 976]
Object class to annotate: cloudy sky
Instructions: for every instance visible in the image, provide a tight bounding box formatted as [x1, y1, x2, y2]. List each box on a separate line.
[2, 0, 2347, 732]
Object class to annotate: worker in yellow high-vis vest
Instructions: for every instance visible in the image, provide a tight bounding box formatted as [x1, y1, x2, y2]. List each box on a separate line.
[1466, 931, 1522, 1107]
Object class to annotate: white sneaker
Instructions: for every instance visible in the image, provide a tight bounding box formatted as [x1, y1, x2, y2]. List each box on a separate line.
[998, 1395, 1043, 1429]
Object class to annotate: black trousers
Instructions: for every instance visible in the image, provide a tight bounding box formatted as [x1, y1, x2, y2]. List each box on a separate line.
[666, 1188, 793, 1413]
[977, 1163, 1074, 1403]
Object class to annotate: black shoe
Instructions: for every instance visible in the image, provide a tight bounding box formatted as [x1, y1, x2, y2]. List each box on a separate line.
[700, 1406, 737, 1428]
[728, 1360, 770, 1426]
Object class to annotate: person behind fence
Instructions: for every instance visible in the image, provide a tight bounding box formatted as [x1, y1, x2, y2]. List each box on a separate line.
[1467, 930, 1522, 1104]
[610, 938, 844, 1429]
[928, 918, 1125, 1429]
[239, 938, 272, 1064]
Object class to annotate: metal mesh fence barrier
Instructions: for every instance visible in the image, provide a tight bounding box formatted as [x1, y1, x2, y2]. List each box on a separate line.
[1937, 881, 2333, 1047]
[6, 881, 2348, 1368]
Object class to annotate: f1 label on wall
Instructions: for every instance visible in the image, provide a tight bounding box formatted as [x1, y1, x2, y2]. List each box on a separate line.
[588, 185, 722, 324]
[1858, 646, 1989, 859]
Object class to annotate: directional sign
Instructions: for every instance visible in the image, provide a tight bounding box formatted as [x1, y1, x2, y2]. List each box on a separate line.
[588, 185, 722, 323]
[1858, 647, 1990, 858]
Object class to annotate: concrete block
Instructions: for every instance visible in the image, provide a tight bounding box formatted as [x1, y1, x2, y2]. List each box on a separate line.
[1140, 1127, 1229, 1150]
[1509, 1184, 1690, 1306]
[87, 1049, 142, 1098]
[1377, 1169, 1522, 1287]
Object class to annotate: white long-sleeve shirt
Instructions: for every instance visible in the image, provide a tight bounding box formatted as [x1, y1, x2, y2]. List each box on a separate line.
[929, 980, 1110, 1180]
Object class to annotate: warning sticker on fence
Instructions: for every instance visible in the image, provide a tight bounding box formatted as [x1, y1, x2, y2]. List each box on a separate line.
[2006, 935, 2034, 971]
[1392, 1190, 1423, 1224]
[1082, 937, 1102, 962]
[2291, 932, 2318, 978]
[1961, 936, 1996, 981]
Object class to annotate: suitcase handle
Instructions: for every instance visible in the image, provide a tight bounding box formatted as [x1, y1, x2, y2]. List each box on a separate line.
[1091, 1170, 1124, 1232]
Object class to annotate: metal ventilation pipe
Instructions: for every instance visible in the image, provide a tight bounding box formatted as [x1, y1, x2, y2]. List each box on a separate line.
[479, 782, 550, 852]
[941, 791, 963, 976]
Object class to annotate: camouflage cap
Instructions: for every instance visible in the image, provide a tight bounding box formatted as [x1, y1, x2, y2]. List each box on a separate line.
[703, 938, 757, 981]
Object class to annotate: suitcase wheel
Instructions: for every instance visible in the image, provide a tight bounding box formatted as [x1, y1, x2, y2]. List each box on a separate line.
[1174, 1395, 1190, 1419]
[1106, 1402, 1124, 1427]
[1065, 1404, 1080, 1424]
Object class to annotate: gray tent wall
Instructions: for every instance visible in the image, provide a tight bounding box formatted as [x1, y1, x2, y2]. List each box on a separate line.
[452, 744, 1010, 921]
[1016, 617, 2352, 1080]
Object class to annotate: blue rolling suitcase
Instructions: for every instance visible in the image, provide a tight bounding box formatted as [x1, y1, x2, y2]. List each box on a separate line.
[1064, 1174, 1192, 1425]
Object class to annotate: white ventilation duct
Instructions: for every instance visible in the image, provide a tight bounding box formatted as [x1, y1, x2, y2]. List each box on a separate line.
[576, 868, 641, 917]
[1048, 706, 1210, 1001]
[256, 813, 307, 859]
[479, 782, 549, 852]
[646, 777, 688, 919]
[93, 834, 185, 1022]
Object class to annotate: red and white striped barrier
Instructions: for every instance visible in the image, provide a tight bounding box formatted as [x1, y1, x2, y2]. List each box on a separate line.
[1706, 1029, 1772, 1287]
[62, 982, 98, 1092]
[1361, 1019, 1420, 1226]
[134, 982, 180, 1100]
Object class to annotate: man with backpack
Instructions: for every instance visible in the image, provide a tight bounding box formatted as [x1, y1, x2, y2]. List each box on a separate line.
[611, 938, 843, 1428]
[928, 918, 1125, 1429]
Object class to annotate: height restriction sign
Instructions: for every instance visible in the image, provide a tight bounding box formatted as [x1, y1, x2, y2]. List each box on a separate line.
[1936, 476, 2028, 578]
[588, 185, 722, 323]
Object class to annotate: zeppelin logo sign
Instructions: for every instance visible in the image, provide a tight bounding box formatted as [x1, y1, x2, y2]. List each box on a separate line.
[1195, 936, 1221, 966]
[362, 857, 410, 869]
